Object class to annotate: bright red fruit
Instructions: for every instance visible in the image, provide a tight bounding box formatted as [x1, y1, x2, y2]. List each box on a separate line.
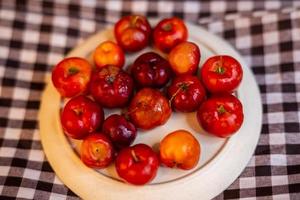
[90, 66, 134, 108]
[102, 114, 137, 150]
[61, 95, 104, 139]
[153, 17, 188, 53]
[128, 88, 171, 130]
[52, 57, 92, 98]
[168, 42, 200, 75]
[93, 41, 125, 69]
[168, 75, 206, 112]
[131, 52, 172, 88]
[81, 133, 114, 168]
[114, 15, 151, 52]
[115, 144, 159, 185]
[200, 55, 243, 93]
[196, 94, 244, 138]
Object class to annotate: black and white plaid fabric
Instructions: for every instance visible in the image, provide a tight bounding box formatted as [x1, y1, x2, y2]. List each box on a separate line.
[0, 0, 299, 199]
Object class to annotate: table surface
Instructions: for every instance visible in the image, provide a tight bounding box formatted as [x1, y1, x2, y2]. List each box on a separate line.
[0, 0, 300, 199]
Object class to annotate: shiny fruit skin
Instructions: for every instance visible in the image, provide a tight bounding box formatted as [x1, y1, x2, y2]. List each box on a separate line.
[131, 52, 172, 88]
[168, 75, 206, 112]
[61, 95, 104, 139]
[90, 66, 134, 108]
[200, 55, 243, 93]
[153, 17, 188, 53]
[93, 41, 125, 69]
[102, 114, 137, 150]
[197, 94, 244, 138]
[128, 88, 171, 130]
[81, 133, 114, 168]
[114, 15, 151, 52]
[52, 57, 92, 98]
[168, 42, 200, 75]
[159, 130, 200, 170]
[115, 144, 159, 185]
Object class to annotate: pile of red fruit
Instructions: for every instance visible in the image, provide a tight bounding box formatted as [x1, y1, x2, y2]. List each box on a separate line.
[51, 15, 244, 185]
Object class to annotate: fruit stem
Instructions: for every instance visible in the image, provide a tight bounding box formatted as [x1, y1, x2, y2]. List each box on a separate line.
[106, 76, 115, 84]
[131, 150, 139, 162]
[123, 102, 144, 118]
[215, 56, 225, 74]
[73, 108, 83, 116]
[68, 67, 79, 76]
[216, 66, 225, 74]
[162, 23, 172, 31]
[169, 83, 190, 107]
[130, 15, 139, 27]
[217, 105, 226, 115]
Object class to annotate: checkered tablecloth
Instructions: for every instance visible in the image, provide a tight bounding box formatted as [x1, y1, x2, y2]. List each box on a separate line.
[1, 0, 300, 199]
